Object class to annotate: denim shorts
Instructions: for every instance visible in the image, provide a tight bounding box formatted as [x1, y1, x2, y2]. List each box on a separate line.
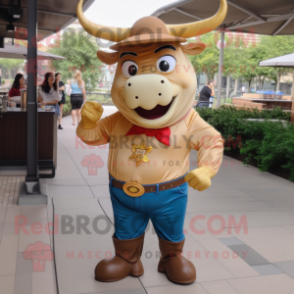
[109, 175, 188, 242]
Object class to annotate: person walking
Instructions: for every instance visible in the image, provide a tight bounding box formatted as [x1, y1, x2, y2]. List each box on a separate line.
[56, 73, 65, 130]
[70, 70, 86, 125]
[241, 85, 246, 96]
[197, 80, 215, 108]
[0, 68, 2, 87]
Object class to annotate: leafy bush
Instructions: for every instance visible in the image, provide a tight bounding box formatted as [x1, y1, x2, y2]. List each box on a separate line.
[62, 96, 71, 116]
[62, 93, 113, 117]
[240, 123, 294, 181]
[47, 30, 103, 90]
[196, 106, 294, 181]
[197, 106, 290, 122]
[87, 93, 112, 104]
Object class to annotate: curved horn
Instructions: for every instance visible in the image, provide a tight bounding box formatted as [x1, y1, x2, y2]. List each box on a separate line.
[76, 0, 131, 42]
[167, 0, 227, 38]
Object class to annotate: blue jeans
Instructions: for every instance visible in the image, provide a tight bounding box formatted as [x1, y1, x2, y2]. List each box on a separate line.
[54, 103, 60, 118]
[109, 176, 188, 242]
[209, 97, 213, 108]
[197, 101, 209, 108]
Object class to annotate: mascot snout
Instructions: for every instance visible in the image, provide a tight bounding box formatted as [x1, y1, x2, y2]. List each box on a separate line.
[123, 74, 180, 111]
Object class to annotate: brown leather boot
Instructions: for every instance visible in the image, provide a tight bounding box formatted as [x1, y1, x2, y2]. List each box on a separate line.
[158, 237, 196, 284]
[95, 234, 144, 282]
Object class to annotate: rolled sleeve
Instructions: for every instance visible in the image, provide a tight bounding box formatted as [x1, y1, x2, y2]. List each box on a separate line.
[186, 109, 224, 176]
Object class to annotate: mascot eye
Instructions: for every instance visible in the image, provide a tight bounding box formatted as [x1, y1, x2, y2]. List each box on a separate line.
[157, 55, 176, 73]
[122, 61, 138, 77]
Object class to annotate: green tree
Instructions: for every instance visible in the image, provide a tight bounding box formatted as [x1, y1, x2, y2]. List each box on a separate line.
[223, 35, 294, 92]
[254, 35, 294, 91]
[240, 45, 260, 92]
[188, 32, 294, 94]
[0, 59, 24, 81]
[189, 33, 220, 82]
[258, 35, 294, 91]
[224, 42, 244, 95]
[189, 32, 250, 95]
[47, 28, 103, 90]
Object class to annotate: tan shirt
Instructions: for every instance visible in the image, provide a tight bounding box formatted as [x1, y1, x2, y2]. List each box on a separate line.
[77, 109, 224, 185]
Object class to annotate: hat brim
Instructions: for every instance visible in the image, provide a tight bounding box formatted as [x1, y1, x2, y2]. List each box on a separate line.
[110, 34, 186, 51]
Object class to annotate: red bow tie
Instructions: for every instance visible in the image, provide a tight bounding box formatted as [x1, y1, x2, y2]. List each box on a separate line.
[126, 125, 171, 146]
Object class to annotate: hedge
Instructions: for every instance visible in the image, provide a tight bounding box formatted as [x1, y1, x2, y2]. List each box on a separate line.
[196, 106, 294, 181]
[62, 93, 113, 117]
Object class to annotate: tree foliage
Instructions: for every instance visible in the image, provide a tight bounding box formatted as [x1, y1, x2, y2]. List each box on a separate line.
[0, 59, 24, 80]
[47, 29, 103, 90]
[189, 33, 219, 81]
[188, 33, 294, 91]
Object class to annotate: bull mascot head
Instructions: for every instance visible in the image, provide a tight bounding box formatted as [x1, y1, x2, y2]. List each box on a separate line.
[77, 0, 227, 129]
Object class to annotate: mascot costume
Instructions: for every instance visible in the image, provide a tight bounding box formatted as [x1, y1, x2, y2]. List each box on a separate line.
[76, 0, 226, 285]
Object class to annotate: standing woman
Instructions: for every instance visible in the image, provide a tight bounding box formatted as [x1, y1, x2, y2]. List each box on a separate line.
[70, 70, 86, 125]
[56, 73, 65, 130]
[38, 72, 61, 114]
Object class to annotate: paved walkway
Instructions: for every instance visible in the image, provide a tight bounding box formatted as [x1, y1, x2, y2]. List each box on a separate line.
[0, 106, 294, 294]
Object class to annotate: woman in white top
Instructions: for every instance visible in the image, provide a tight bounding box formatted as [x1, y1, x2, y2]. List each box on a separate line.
[38, 72, 61, 107]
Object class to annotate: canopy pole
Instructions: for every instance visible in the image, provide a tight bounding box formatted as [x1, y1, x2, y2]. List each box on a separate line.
[19, 0, 47, 205]
[217, 30, 225, 108]
[0, 37, 4, 48]
[26, 0, 38, 183]
[226, 75, 230, 103]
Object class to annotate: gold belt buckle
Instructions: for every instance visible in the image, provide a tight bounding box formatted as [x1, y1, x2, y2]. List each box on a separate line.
[123, 182, 145, 197]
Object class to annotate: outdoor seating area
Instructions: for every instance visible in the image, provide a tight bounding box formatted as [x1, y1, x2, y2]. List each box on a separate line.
[218, 88, 294, 121]
[228, 95, 294, 122]
[0, 0, 294, 293]
[231, 95, 293, 111]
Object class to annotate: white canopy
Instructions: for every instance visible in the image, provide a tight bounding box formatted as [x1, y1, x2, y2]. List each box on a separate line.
[259, 53, 294, 68]
[0, 43, 66, 60]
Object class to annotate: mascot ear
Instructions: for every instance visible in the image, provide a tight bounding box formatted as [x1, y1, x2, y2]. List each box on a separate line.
[97, 50, 120, 65]
[180, 42, 206, 56]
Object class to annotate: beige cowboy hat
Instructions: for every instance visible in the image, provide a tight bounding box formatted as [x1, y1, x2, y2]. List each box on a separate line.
[76, 0, 227, 50]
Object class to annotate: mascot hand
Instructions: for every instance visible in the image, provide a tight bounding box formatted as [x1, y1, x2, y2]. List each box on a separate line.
[184, 166, 215, 192]
[79, 101, 104, 129]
